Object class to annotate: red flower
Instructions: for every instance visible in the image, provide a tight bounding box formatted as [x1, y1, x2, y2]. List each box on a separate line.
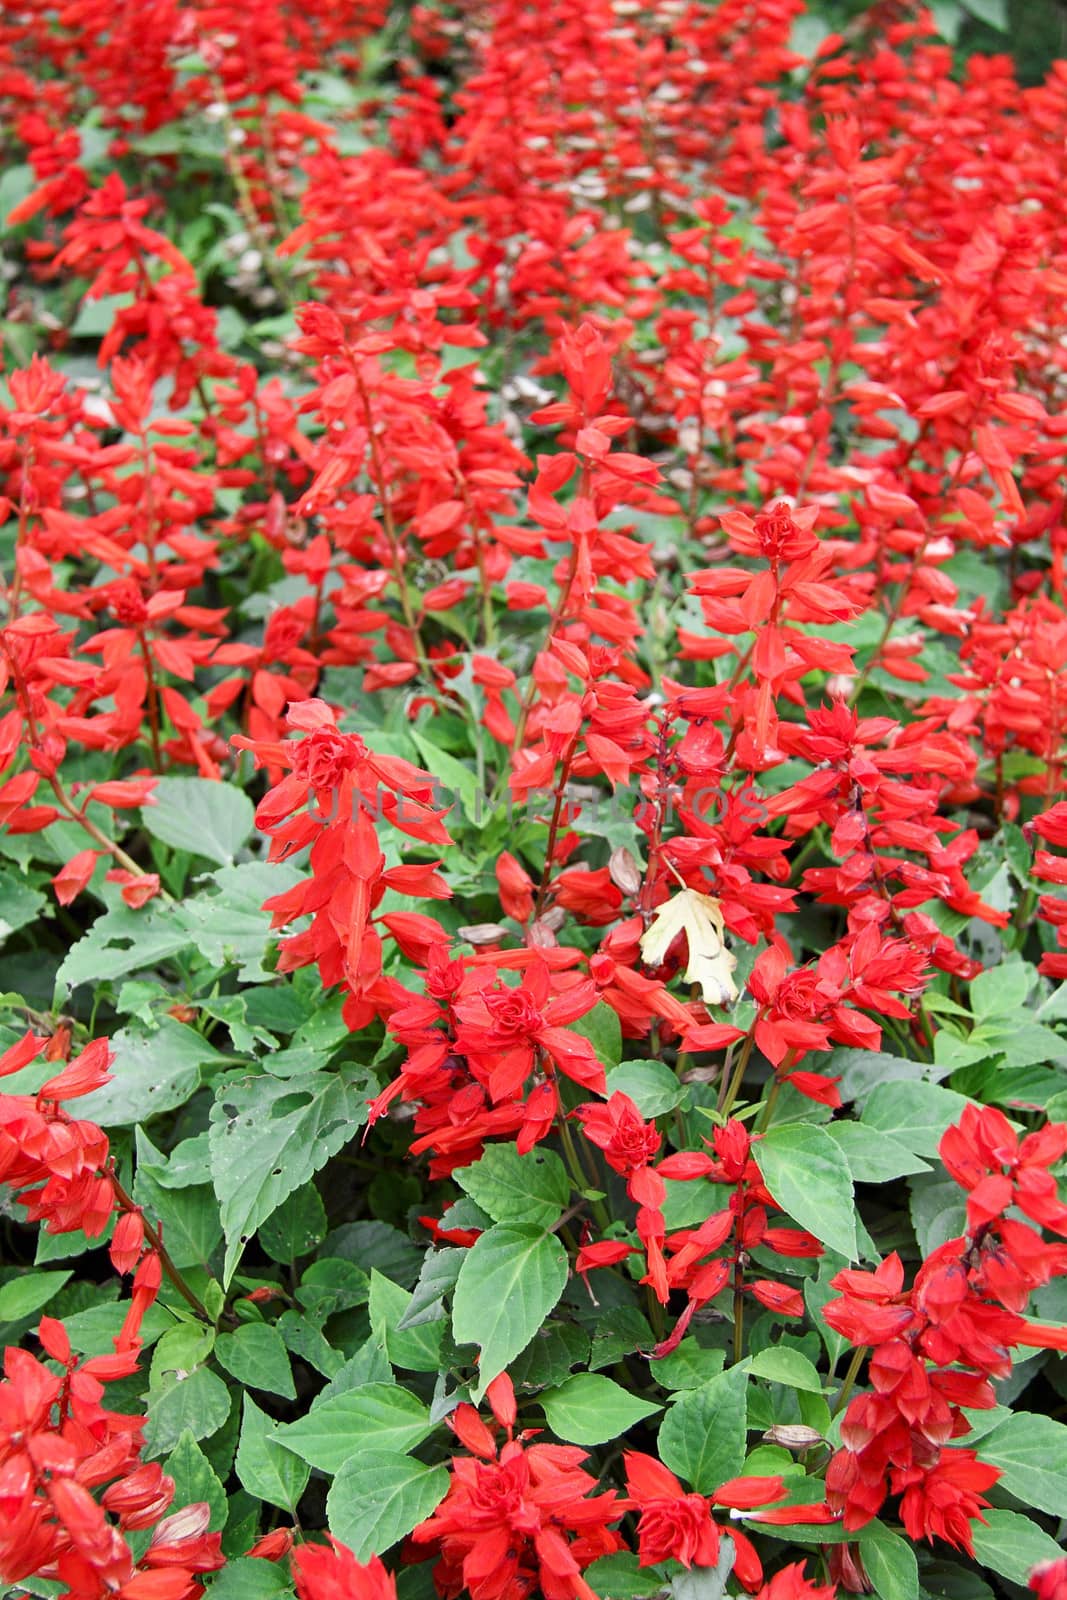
[897, 1448, 999, 1554]
[411, 1420, 624, 1600]
[574, 1092, 663, 1207]
[292, 1538, 397, 1600]
[623, 1453, 787, 1583]
[1031, 1558, 1067, 1600]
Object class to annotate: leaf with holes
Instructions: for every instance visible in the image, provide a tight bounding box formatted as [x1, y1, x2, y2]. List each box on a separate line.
[209, 1066, 376, 1285]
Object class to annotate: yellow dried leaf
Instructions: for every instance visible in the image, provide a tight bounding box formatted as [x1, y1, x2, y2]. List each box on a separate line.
[639, 888, 738, 1006]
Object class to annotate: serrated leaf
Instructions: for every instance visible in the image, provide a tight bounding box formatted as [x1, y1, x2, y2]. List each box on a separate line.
[0, 1270, 72, 1325]
[970, 1510, 1063, 1585]
[60, 1300, 175, 1359]
[568, 1001, 623, 1070]
[209, 1067, 375, 1285]
[141, 777, 255, 865]
[235, 1395, 310, 1512]
[215, 1322, 295, 1399]
[326, 1450, 449, 1561]
[979, 1411, 1067, 1516]
[164, 1430, 228, 1531]
[397, 1248, 464, 1330]
[369, 1270, 444, 1371]
[56, 900, 195, 989]
[312, 1338, 393, 1404]
[605, 1058, 687, 1116]
[258, 1182, 327, 1264]
[861, 1081, 974, 1158]
[748, 1348, 824, 1394]
[206, 1558, 293, 1598]
[144, 1366, 232, 1456]
[182, 861, 304, 982]
[77, 1019, 225, 1127]
[456, 1144, 570, 1227]
[275, 1384, 433, 1473]
[0, 865, 45, 944]
[540, 1373, 661, 1444]
[826, 1122, 930, 1182]
[657, 1362, 749, 1493]
[755, 1123, 857, 1260]
[858, 1521, 918, 1600]
[452, 1224, 568, 1400]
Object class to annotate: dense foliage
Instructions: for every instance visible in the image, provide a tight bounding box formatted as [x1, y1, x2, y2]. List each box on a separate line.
[3, 2, 1067, 1599]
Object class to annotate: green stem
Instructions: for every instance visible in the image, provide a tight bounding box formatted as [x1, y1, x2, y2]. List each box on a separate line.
[558, 1113, 610, 1232]
[831, 1344, 868, 1416]
[755, 1079, 782, 1134]
[719, 1028, 757, 1118]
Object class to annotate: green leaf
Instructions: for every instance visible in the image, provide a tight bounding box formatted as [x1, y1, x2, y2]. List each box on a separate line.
[908, 1173, 968, 1257]
[259, 1183, 327, 1264]
[58, 1298, 173, 1359]
[605, 1059, 688, 1116]
[144, 1365, 232, 1456]
[452, 1224, 568, 1400]
[825, 1122, 931, 1182]
[206, 1558, 294, 1598]
[0, 1270, 72, 1325]
[511, 1322, 590, 1391]
[586, 1553, 666, 1598]
[277, 1309, 343, 1378]
[148, 1323, 213, 1391]
[369, 1270, 443, 1372]
[858, 1521, 918, 1600]
[134, 1131, 221, 1273]
[0, 866, 46, 943]
[235, 1395, 310, 1513]
[410, 726, 483, 824]
[297, 1258, 370, 1322]
[455, 1145, 570, 1228]
[56, 899, 194, 989]
[321, 1220, 422, 1286]
[755, 1123, 857, 1260]
[164, 1430, 228, 1531]
[970, 1510, 1063, 1586]
[979, 1412, 1067, 1516]
[929, 1, 963, 42]
[182, 862, 305, 982]
[215, 1322, 296, 1400]
[748, 1348, 824, 1394]
[209, 1066, 376, 1284]
[568, 1002, 622, 1070]
[397, 1248, 464, 1330]
[313, 1340, 393, 1404]
[326, 1451, 450, 1561]
[860, 1081, 973, 1159]
[649, 1341, 725, 1391]
[276, 1384, 434, 1473]
[960, 0, 1007, 29]
[78, 1019, 225, 1127]
[669, 1540, 736, 1600]
[141, 777, 255, 865]
[588, 1307, 654, 1373]
[540, 1374, 661, 1445]
[656, 1362, 749, 1494]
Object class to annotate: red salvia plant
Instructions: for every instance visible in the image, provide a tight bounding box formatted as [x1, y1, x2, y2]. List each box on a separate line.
[1, 4, 1067, 1600]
